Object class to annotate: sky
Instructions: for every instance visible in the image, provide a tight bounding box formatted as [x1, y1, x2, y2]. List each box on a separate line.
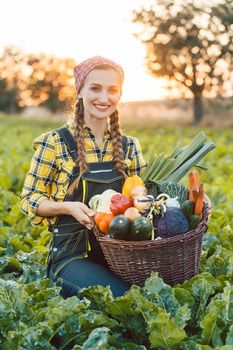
[0, 0, 170, 102]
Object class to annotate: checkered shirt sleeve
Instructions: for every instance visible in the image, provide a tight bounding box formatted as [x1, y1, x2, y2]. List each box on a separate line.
[20, 131, 57, 227]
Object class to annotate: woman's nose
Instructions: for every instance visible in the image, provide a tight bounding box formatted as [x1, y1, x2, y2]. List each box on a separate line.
[98, 90, 110, 102]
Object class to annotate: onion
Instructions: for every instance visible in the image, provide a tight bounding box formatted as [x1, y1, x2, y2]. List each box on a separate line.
[130, 186, 147, 199]
[124, 207, 141, 221]
[133, 195, 150, 212]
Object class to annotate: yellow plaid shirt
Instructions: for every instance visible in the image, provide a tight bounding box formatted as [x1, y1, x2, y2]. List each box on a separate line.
[20, 119, 147, 228]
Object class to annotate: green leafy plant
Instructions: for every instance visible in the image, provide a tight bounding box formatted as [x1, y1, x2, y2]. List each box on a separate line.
[0, 115, 232, 349]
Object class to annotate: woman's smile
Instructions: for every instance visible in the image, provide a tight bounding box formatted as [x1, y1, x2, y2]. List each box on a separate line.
[94, 103, 111, 112]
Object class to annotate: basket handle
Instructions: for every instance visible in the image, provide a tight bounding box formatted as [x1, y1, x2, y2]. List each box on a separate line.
[93, 224, 100, 240]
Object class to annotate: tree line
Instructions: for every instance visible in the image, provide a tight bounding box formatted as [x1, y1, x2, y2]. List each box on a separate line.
[0, 47, 76, 114]
[0, 0, 232, 124]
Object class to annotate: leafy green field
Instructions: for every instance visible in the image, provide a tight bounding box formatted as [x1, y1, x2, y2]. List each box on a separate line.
[0, 115, 233, 349]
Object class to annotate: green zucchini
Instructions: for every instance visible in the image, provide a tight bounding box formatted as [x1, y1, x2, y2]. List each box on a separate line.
[109, 215, 130, 240]
[130, 217, 153, 241]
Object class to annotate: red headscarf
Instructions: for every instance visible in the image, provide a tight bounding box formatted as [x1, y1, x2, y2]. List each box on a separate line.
[74, 56, 124, 93]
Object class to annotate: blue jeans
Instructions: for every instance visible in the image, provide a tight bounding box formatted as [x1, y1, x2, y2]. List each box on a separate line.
[48, 256, 130, 298]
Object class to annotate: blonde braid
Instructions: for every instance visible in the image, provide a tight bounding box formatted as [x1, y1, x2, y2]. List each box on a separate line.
[66, 98, 88, 196]
[109, 109, 128, 179]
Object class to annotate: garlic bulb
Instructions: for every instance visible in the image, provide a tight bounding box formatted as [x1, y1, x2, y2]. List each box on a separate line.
[165, 196, 180, 208]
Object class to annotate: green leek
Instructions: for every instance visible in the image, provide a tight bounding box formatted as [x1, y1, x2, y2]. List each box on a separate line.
[142, 132, 215, 183]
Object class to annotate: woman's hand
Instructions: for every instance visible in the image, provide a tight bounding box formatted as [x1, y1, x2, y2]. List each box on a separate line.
[37, 199, 96, 230]
[65, 201, 96, 230]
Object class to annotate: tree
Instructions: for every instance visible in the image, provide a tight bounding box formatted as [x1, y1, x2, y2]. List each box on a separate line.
[132, 0, 233, 124]
[0, 46, 76, 113]
[0, 47, 25, 113]
[0, 79, 21, 113]
[25, 54, 76, 112]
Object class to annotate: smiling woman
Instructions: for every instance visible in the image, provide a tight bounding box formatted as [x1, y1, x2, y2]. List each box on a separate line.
[78, 66, 123, 135]
[20, 55, 147, 299]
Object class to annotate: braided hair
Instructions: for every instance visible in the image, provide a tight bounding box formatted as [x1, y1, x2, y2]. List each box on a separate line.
[66, 98, 128, 196]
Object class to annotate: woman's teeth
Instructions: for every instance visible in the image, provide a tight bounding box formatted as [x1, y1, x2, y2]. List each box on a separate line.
[94, 104, 110, 111]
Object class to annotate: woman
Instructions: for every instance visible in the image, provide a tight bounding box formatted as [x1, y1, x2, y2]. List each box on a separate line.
[20, 56, 147, 298]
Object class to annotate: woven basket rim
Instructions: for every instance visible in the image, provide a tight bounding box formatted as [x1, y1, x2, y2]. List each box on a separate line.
[95, 194, 211, 247]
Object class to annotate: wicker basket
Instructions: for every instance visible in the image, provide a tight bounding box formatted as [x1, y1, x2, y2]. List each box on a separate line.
[94, 195, 211, 287]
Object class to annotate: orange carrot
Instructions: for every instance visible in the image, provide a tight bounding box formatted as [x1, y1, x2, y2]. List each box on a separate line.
[189, 171, 200, 202]
[190, 171, 200, 190]
[192, 188, 199, 204]
[189, 187, 196, 202]
[194, 183, 204, 218]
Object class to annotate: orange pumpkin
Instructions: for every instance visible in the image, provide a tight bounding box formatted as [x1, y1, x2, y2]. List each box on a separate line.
[122, 175, 145, 198]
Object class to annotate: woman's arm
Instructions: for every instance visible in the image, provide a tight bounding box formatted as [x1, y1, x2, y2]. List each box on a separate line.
[20, 131, 58, 226]
[20, 131, 96, 229]
[37, 199, 96, 230]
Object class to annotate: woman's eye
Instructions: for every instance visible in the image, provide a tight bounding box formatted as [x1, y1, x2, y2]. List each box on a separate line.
[109, 88, 119, 94]
[90, 86, 119, 94]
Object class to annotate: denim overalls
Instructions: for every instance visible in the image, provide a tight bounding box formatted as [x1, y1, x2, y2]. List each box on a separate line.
[47, 126, 129, 298]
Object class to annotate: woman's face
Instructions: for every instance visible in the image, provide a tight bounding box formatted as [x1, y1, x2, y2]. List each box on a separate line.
[78, 67, 122, 122]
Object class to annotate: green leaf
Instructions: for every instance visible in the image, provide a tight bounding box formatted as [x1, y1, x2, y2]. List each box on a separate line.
[107, 286, 157, 345]
[173, 287, 195, 313]
[82, 327, 147, 350]
[225, 325, 233, 346]
[200, 312, 223, 347]
[143, 272, 181, 317]
[200, 283, 233, 347]
[79, 311, 119, 334]
[148, 312, 186, 349]
[82, 327, 110, 350]
[220, 225, 233, 252]
[145, 180, 189, 205]
[80, 285, 114, 312]
[203, 246, 233, 278]
[4, 321, 56, 350]
[202, 233, 220, 255]
[181, 273, 221, 322]
[171, 304, 191, 328]
[178, 340, 214, 349]
[0, 279, 32, 335]
[0, 256, 23, 274]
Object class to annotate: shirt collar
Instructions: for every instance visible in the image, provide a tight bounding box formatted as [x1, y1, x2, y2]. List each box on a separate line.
[66, 117, 111, 140]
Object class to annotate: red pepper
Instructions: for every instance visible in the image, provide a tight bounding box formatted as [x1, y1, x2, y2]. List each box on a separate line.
[110, 194, 133, 216]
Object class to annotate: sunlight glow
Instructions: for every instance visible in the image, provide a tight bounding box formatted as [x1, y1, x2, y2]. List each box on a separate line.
[0, 0, 170, 102]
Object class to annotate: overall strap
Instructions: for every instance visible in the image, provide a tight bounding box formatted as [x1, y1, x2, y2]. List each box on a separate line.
[56, 126, 128, 161]
[56, 127, 78, 162]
